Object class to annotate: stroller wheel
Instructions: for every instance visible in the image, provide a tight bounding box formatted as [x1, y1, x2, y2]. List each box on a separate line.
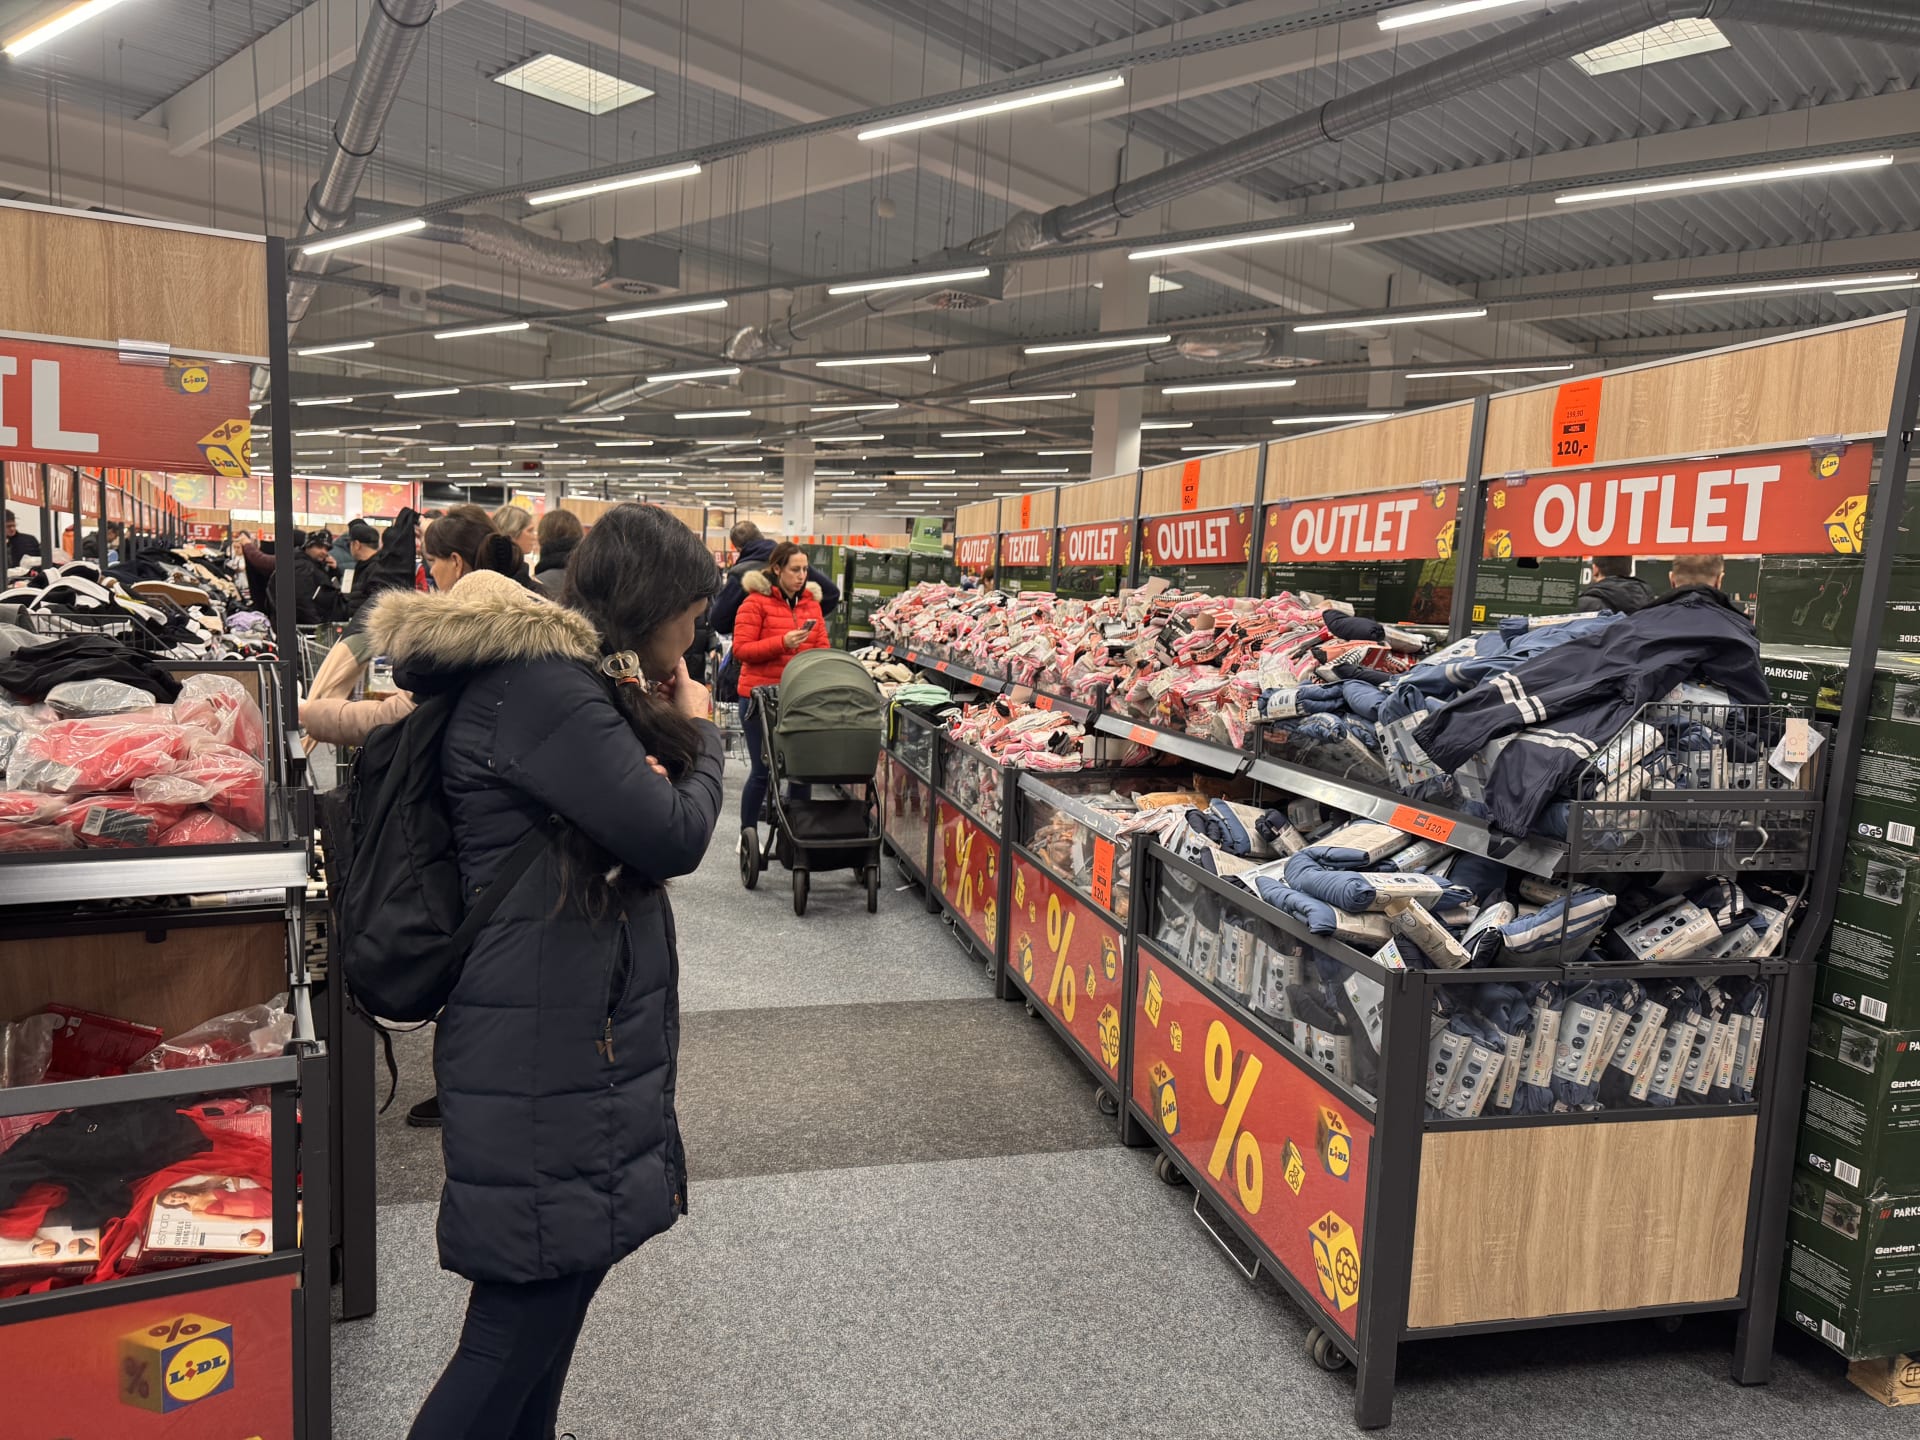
[792, 867, 810, 916]
[738, 829, 762, 891]
[866, 864, 880, 915]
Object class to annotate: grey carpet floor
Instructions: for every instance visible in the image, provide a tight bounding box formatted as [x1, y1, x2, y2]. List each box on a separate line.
[335, 771, 1890, 1436]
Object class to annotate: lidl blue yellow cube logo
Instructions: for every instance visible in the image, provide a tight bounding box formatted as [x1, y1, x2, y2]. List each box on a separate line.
[1317, 1106, 1352, 1180]
[1097, 1004, 1121, 1072]
[1310, 1212, 1361, 1313]
[120, 1312, 234, 1413]
[1143, 969, 1164, 1027]
[1149, 1060, 1178, 1136]
[1100, 934, 1119, 982]
[1282, 1139, 1308, 1197]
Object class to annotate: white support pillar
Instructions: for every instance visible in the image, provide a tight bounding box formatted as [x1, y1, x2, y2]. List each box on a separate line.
[1091, 250, 1148, 479]
[783, 438, 816, 534]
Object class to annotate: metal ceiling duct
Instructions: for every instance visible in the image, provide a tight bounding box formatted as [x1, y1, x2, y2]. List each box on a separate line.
[354, 202, 616, 282]
[285, 0, 442, 331]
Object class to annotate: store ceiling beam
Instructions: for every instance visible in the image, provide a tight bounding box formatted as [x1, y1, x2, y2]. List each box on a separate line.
[141, 0, 473, 156]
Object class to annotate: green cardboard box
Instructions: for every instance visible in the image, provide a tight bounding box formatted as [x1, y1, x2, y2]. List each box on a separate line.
[1800, 1008, 1920, 1199]
[1756, 558, 1920, 651]
[1784, 1167, 1920, 1361]
[1842, 667, 1920, 854]
[1758, 645, 1848, 718]
[1821, 844, 1920, 1028]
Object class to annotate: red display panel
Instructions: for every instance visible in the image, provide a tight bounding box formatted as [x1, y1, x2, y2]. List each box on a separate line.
[358, 482, 419, 517]
[1059, 520, 1130, 568]
[6, 460, 42, 504]
[1008, 853, 1126, 1080]
[1139, 507, 1253, 568]
[1483, 444, 1872, 559]
[0, 339, 252, 475]
[998, 528, 1053, 568]
[1132, 957, 1371, 1337]
[933, 797, 999, 954]
[954, 534, 994, 571]
[1264, 485, 1458, 564]
[2, 1271, 297, 1438]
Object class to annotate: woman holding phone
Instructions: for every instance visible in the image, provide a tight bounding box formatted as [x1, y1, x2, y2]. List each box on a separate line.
[731, 541, 830, 840]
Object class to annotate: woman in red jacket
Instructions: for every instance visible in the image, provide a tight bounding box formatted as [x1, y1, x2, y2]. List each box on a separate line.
[732, 541, 829, 836]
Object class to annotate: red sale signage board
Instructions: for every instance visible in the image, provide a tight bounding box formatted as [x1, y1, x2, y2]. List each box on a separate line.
[1484, 445, 1871, 560]
[0, 339, 252, 475]
[998, 528, 1052, 568]
[5, 459, 42, 504]
[2, 1271, 296, 1437]
[1133, 955, 1372, 1337]
[1264, 484, 1458, 564]
[357, 481, 418, 516]
[1009, 854, 1126, 1080]
[934, 797, 1000, 956]
[1059, 520, 1130, 568]
[954, 533, 995, 572]
[1139, 507, 1253, 568]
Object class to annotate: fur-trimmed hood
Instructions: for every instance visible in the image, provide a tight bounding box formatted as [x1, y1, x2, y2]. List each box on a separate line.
[366, 569, 600, 681]
[742, 569, 824, 603]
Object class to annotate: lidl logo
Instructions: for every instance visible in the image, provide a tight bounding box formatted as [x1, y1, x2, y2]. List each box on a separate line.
[169, 363, 211, 395]
[1818, 452, 1843, 479]
[198, 419, 252, 479]
[120, 1312, 235, 1414]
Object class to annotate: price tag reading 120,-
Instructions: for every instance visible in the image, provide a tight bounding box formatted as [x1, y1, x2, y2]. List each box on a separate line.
[1388, 805, 1456, 844]
[1090, 836, 1116, 912]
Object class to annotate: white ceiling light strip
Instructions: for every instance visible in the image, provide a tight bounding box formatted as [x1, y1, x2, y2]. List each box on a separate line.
[1406, 363, 1576, 379]
[858, 74, 1125, 141]
[827, 267, 992, 296]
[1377, 0, 1535, 30]
[648, 365, 741, 383]
[605, 298, 729, 323]
[1556, 155, 1894, 207]
[1129, 221, 1353, 262]
[300, 218, 426, 256]
[528, 162, 701, 207]
[813, 353, 933, 368]
[1655, 272, 1919, 302]
[1294, 307, 1487, 334]
[1161, 377, 1297, 396]
[1024, 334, 1169, 356]
[967, 392, 1077, 405]
[297, 341, 375, 357]
[435, 320, 531, 340]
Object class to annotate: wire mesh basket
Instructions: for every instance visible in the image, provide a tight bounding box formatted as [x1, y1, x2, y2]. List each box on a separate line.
[22, 607, 161, 652]
[1562, 701, 1826, 872]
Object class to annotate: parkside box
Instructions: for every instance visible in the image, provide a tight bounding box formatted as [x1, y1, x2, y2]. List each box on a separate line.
[1757, 645, 1848, 719]
[1800, 1009, 1920, 1199]
[1785, 1168, 1920, 1361]
[1820, 843, 1920, 1030]
[1837, 661, 1920, 854]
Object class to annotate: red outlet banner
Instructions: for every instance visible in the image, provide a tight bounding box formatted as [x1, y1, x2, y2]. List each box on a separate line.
[2, 1270, 296, 1437]
[1264, 485, 1458, 564]
[4, 460, 41, 504]
[1140, 507, 1253, 568]
[1483, 445, 1872, 560]
[934, 798, 999, 955]
[187, 520, 229, 543]
[998, 528, 1052, 568]
[1133, 955, 1371, 1336]
[1059, 520, 1130, 568]
[954, 533, 995, 572]
[0, 339, 252, 474]
[1009, 854, 1126, 1080]
[47, 466, 73, 510]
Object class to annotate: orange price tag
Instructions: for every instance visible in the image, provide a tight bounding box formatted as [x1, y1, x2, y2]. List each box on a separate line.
[1180, 460, 1202, 511]
[1549, 376, 1604, 468]
[1129, 725, 1157, 746]
[1034, 693, 1054, 711]
[905, 651, 920, 664]
[1020, 493, 1033, 529]
[968, 672, 987, 687]
[1388, 805, 1456, 844]
[1090, 836, 1116, 911]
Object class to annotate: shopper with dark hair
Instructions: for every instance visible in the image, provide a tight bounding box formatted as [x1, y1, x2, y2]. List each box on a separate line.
[533, 508, 583, 599]
[5, 508, 41, 568]
[242, 530, 344, 624]
[1577, 555, 1654, 615]
[709, 524, 838, 637]
[368, 501, 722, 1440]
[731, 540, 829, 834]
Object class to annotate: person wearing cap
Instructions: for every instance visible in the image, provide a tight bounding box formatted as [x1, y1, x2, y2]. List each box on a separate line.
[242, 530, 345, 625]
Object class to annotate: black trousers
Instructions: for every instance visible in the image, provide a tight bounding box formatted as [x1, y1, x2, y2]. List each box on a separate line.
[408, 1266, 609, 1440]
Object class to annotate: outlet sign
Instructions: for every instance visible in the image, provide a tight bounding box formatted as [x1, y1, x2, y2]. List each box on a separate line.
[0, 339, 251, 474]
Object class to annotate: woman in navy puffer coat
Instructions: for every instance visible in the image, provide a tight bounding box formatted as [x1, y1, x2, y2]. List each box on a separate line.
[367, 504, 724, 1440]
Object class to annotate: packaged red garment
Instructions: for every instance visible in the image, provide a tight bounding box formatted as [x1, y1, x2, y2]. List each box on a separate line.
[43, 678, 165, 718]
[174, 673, 266, 756]
[0, 791, 57, 824]
[156, 809, 255, 847]
[135, 744, 266, 834]
[0, 823, 78, 853]
[5, 716, 195, 794]
[52, 795, 192, 849]
[42, 1005, 166, 1082]
[130, 996, 290, 1072]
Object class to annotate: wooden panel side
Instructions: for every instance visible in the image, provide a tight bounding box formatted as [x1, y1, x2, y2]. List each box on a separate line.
[998, 488, 1057, 530]
[1407, 1115, 1755, 1328]
[1483, 318, 1904, 474]
[0, 209, 268, 357]
[1264, 406, 1474, 499]
[0, 922, 286, 1039]
[1140, 446, 1260, 514]
[955, 499, 1000, 536]
[1058, 474, 1136, 526]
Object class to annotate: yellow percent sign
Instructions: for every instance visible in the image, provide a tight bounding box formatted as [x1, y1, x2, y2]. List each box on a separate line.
[1204, 1020, 1264, 1214]
[1044, 893, 1078, 1021]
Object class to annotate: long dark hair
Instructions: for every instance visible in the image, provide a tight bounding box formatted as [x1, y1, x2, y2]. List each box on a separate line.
[564, 503, 720, 777]
[423, 505, 518, 577]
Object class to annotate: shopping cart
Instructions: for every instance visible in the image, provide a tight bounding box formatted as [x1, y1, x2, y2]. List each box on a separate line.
[707, 643, 744, 757]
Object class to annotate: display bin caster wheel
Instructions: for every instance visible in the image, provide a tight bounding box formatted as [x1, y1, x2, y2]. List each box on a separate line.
[792, 868, 810, 916]
[1024, 1001, 1039, 1019]
[1655, 1315, 1684, 1336]
[1095, 1086, 1119, 1118]
[738, 830, 761, 891]
[1153, 1153, 1188, 1188]
[1308, 1329, 1350, 1373]
[866, 865, 880, 914]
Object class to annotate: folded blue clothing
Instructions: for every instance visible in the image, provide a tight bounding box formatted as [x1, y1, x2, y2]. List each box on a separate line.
[1499, 888, 1617, 966]
[1342, 680, 1389, 722]
[1323, 611, 1386, 643]
[1186, 798, 1266, 857]
[1251, 876, 1338, 936]
[1293, 682, 1349, 715]
[1284, 848, 1446, 913]
[1447, 852, 1510, 904]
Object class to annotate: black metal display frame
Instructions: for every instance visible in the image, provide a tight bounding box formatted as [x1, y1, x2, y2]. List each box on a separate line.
[928, 728, 1017, 982]
[878, 706, 941, 909]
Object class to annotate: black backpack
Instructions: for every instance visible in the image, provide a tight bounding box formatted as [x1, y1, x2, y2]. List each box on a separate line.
[333, 689, 557, 1022]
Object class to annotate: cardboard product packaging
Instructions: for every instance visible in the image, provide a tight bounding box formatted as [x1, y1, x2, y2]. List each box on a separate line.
[1821, 843, 1920, 1029]
[0, 1225, 101, 1280]
[1784, 1167, 1920, 1361]
[1842, 664, 1920, 855]
[141, 1175, 273, 1263]
[1800, 1008, 1920, 1200]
